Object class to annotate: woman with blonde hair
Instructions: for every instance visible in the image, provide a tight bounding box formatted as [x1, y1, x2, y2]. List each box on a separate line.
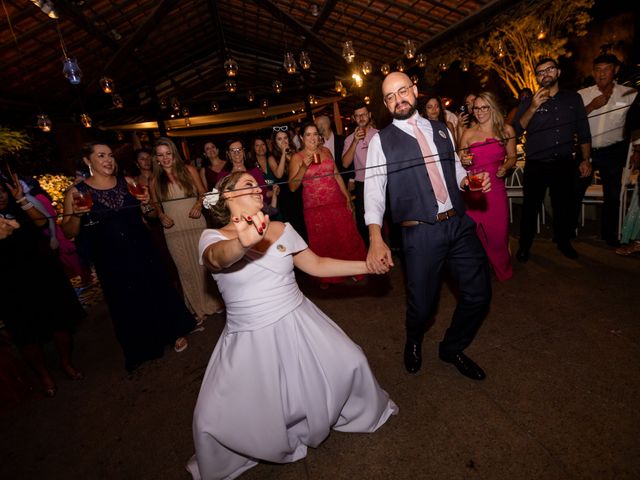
[459, 92, 517, 281]
[151, 137, 223, 323]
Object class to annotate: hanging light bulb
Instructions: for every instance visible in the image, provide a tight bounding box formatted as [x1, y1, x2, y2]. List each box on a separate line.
[380, 64, 390, 75]
[210, 101, 220, 113]
[36, 114, 52, 132]
[116, 131, 125, 141]
[310, 3, 320, 16]
[247, 91, 255, 103]
[364, 96, 371, 105]
[537, 24, 546, 40]
[283, 52, 297, 74]
[404, 40, 416, 59]
[80, 113, 92, 128]
[159, 97, 168, 109]
[460, 60, 470, 72]
[361, 60, 372, 76]
[497, 42, 505, 58]
[416, 53, 427, 68]
[439, 62, 448, 72]
[335, 80, 344, 93]
[341, 89, 348, 98]
[352, 73, 363, 88]
[396, 60, 405, 72]
[307, 94, 315, 105]
[299, 51, 311, 70]
[410, 74, 419, 85]
[112, 93, 124, 108]
[225, 79, 237, 93]
[62, 57, 82, 85]
[342, 41, 356, 64]
[224, 57, 238, 77]
[260, 107, 268, 116]
[171, 97, 181, 112]
[181, 106, 190, 117]
[272, 80, 283, 94]
[100, 76, 114, 94]
[260, 98, 269, 109]
[185, 117, 191, 127]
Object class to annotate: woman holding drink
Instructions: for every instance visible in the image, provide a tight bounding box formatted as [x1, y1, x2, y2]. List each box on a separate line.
[288, 123, 366, 287]
[62, 142, 196, 371]
[459, 92, 517, 281]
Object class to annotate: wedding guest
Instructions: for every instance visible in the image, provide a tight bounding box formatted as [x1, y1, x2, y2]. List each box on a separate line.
[62, 142, 196, 371]
[199, 142, 229, 191]
[187, 171, 397, 479]
[151, 137, 224, 323]
[459, 92, 517, 281]
[2, 175, 84, 396]
[289, 123, 366, 287]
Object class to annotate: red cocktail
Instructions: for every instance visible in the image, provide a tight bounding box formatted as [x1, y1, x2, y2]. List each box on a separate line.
[73, 191, 93, 209]
[127, 182, 146, 197]
[467, 170, 485, 192]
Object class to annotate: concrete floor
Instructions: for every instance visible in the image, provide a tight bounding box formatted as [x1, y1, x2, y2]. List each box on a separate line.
[2, 224, 639, 480]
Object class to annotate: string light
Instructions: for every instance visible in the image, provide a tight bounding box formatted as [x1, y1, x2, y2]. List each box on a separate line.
[99, 77, 114, 94]
[224, 57, 239, 77]
[112, 93, 123, 108]
[210, 101, 220, 113]
[335, 80, 344, 93]
[225, 79, 237, 93]
[361, 61, 372, 76]
[80, 113, 92, 128]
[299, 51, 311, 70]
[396, 60, 405, 72]
[342, 41, 356, 64]
[272, 80, 283, 93]
[404, 40, 416, 59]
[37, 114, 52, 132]
[416, 53, 427, 68]
[247, 91, 255, 103]
[380, 64, 390, 75]
[283, 52, 297, 74]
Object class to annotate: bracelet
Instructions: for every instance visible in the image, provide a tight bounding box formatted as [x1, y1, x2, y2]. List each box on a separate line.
[16, 197, 27, 203]
[20, 202, 34, 210]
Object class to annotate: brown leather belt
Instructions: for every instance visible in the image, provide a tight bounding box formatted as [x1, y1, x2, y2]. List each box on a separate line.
[400, 209, 457, 227]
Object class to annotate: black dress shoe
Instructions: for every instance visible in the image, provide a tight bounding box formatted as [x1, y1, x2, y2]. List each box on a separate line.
[439, 352, 486, 380]
[516, 248, 529, 263]
[557, 243, 579, 259]
[404, 340, 422, 374]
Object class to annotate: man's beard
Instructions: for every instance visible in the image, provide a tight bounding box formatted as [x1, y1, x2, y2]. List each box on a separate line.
[539, 76, 558, 89]
[392, 99, 417, 120]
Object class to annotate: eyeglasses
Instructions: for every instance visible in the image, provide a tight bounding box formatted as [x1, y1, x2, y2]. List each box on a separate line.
[535, 65, 557, 76]
[272, 125, 288, 132]
[353, 112, 369, 119]
[472, 105, 491, 113]
[383, 84, 413, 103]
[229, 147, 244, 154]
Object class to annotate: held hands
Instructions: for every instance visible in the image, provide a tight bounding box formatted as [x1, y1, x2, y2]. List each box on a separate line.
[232, 210, 269, 248]
[366, 240, 394, 275]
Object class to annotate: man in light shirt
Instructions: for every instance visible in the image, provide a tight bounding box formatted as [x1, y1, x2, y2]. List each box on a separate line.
[364, 72, 492, 380]
[315, 115, 347, 185]
[577, 54, 637, 246]
[342, 101, 378, 245]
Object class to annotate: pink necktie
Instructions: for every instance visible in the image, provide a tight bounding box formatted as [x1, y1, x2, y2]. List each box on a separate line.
[407, 117, 448, 203]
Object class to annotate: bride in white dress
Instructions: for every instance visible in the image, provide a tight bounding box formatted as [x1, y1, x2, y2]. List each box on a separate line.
[187, 172, 398, 480]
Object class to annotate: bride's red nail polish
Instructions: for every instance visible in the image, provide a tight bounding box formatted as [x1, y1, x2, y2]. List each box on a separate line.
[247, 215, 252, 221]
[258, 228, 263, 234]
[262, 222, 266, 228]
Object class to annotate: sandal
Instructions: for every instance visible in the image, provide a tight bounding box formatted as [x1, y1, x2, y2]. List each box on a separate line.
[174, 337, 188, 353]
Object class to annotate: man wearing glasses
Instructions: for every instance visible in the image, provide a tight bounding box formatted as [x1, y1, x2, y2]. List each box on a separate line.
[342, 101, 378, 245]
[365, 72, 492, 380]
[513, 57, 591, 262]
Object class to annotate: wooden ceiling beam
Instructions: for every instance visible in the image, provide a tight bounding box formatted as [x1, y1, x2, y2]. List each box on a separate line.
[249, 0, 346, 73]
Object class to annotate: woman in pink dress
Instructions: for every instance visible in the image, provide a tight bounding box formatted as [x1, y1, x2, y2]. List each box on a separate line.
[459, 92, 517, 281]
[288, 123, 366, 286]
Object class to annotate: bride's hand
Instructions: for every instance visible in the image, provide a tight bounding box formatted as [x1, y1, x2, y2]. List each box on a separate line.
[232, 210, 270, 248]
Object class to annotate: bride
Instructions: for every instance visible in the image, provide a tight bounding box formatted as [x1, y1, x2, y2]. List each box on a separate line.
[187, 171, 397, 479]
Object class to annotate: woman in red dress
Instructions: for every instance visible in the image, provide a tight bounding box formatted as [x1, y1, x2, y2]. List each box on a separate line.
[288, 123, 366, 286]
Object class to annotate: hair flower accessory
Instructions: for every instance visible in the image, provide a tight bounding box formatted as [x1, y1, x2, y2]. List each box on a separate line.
[202, 188, 220, 209]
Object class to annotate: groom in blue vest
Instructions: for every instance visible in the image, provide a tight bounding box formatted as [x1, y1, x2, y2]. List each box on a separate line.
[364, 72, 492, 380]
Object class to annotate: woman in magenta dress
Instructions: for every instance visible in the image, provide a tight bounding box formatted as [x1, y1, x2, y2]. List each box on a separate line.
[459, 92, 517, 281]
[289, 123, 366, 286]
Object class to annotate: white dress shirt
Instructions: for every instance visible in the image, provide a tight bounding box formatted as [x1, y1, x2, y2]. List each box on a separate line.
[364, 113, 467, 226]
[578, 82, 637, 149]
[323, 132, 335, 159]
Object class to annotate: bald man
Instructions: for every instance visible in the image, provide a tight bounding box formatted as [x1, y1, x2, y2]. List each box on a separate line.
[364, 72, 492, 380]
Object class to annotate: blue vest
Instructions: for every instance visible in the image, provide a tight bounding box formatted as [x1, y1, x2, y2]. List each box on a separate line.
[379, 119, 465, 223]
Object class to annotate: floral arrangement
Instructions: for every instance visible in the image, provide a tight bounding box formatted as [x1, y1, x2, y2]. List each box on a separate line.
[36, 174, 75, 212]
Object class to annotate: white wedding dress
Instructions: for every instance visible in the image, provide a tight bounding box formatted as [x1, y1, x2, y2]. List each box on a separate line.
[187, 223, 398, 480]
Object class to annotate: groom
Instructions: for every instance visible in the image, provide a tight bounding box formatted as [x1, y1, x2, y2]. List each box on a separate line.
[364, 72, 492, 380]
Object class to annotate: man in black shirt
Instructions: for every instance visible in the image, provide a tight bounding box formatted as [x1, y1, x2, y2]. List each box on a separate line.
[514, 58, 592, 261]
